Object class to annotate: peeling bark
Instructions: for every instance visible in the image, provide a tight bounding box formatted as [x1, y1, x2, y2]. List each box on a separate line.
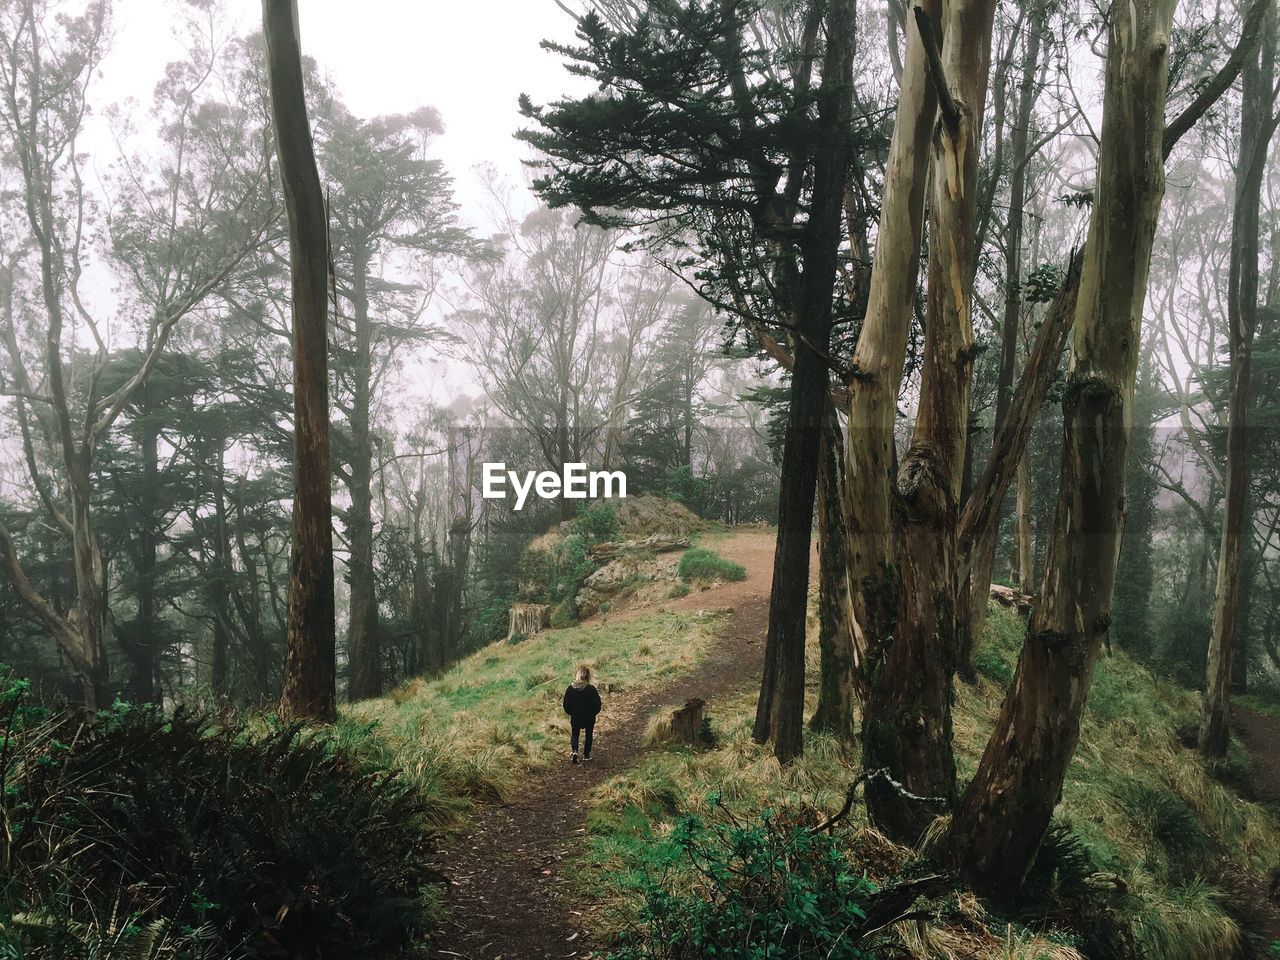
[862, 0, 997, 843]
[810, 403, 860, 741]
[1201, 0, 1277, 758]
[949, 0, 1176, 899]
[843, 0, 940, 676]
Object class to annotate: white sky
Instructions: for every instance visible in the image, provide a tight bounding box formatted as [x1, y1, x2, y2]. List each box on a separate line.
[100, 0, 587, 229]
[88, 1, 592, 412]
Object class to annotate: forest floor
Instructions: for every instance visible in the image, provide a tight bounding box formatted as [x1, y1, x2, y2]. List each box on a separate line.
[1236, 705, 1280, 943]
[421, 528, 1280, 960]
[426, 530, 779, 960]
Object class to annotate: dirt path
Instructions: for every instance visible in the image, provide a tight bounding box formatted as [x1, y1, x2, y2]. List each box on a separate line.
[1234, 706, 1280, 946]
[427, 531, 778, 960]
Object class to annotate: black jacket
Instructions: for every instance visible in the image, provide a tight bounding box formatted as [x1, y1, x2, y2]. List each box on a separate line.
[563, 682, 602, 725]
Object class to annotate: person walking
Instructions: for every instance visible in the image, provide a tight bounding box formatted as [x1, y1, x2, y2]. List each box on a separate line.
[563, 665, 602, 764]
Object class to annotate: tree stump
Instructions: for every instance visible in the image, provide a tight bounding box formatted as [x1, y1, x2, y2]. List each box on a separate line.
[507, 603, 550, 640]
[669, 698, 706, 742]
[645, 698, 708, 747]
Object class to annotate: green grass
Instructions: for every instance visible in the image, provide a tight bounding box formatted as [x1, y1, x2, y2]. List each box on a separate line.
[1238, 692, 1280, 721]
[676, 547, 747, 583]
[574, 603, 1280, 960]
[337, 607, 725, 830]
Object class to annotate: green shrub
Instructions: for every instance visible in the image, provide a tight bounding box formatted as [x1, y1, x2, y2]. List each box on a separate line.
[550, 598, 578, 628]
[606, 799, 879, 960]
[571, 502, 621, 544]
[1, 697, 439, 959]
[1207, 740, 1254, 796]
[517, 505, 619, 621]
[972, 650, 1014, 687]
[554, 535, 594, 602]
[1112, 778, 1215, 873]
[663, 465, 709, 511]
[676, 548, 746, 583]
[473, 593, 515, 646]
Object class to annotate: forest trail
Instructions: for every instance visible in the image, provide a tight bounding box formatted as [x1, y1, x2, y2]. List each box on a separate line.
[1238, 706, 1280, 808]
[427, 529, 780, 960]
[1236, 706, 1280, 944]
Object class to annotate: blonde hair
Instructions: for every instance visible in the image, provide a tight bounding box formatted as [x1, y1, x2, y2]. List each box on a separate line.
[575, 665, 592, 683]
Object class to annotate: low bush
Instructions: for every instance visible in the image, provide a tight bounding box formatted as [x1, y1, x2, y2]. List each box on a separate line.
[676, 548, 746, 583]
[972, 649, 1014, 687]
[1, 682, 439, 959]
[570, 501, 621, 544]
[605, 798, 880, 960]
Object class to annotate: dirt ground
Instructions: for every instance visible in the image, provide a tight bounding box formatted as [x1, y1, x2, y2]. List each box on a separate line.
[426, 530, 777, 960]
[1234, 705, 1280, 946]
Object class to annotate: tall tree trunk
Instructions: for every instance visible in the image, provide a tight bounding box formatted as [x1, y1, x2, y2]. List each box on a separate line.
[69, 455, 110, 709]
[409, 549, 433, 675]
[445, 517, 471, 662]
[810, 403, 859, 741]
[963, 5, 1045, 668]
[948, 0, 1176, 899]
[264, 0, 337, 724]
[863, 0, 997, 842]
[752, 0, 856, 763]
[1201, 0, 1277, 757]
[1014, 454, 1034, 592]
[132, 422, 160, 703]
[1232, 530, 1257, 692]
[346, 249, 382, 701]
[843, 0, 940, 706]
[210, 440, 232, 699]
[956, 254, 1083, 581]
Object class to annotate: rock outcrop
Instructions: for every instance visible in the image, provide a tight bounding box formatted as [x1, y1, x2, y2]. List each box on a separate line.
[576, 551, 681, 618]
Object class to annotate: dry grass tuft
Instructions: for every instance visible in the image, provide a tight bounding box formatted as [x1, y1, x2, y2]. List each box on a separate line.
[573, 602, 1280, 959]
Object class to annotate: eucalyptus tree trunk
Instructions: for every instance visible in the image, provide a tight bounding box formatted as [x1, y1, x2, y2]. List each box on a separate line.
[346, 247, 382, 701]
[963, 5, 1046, 668]
[264, 0, 337, 723]
[752, 0, 856, 763]
[809, 403, 859, 741]
[956, 253, 1083, 577]
[1201, 0, 1277, 757]
[133, 422, 161, 703]
[949, 0, 1176, 899]
[862, 0, 997, 843]
[843, 0, 940, 677]
[208, 439, 236, 699]
[69, 455, 110, 709]
[1014, 455, 1034, 592]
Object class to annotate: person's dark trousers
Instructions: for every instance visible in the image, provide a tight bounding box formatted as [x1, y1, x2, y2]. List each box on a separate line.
[571, 721, 594, 758]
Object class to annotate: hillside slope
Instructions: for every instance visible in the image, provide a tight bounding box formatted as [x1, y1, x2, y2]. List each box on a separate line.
[343, 528, 1280, 960]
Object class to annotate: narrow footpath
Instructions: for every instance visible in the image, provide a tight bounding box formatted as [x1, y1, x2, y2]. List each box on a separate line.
[428, 532, 776, 960]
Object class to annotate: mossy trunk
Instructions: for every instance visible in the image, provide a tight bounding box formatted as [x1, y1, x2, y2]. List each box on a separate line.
[843, 0, 940, 679]
[810, 404, 859, 742]
[863, 0, 997, 843]
[1201, 1, 1275, 757]
[265, 0, 337, 724]
[948, 0, 1175, 899]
